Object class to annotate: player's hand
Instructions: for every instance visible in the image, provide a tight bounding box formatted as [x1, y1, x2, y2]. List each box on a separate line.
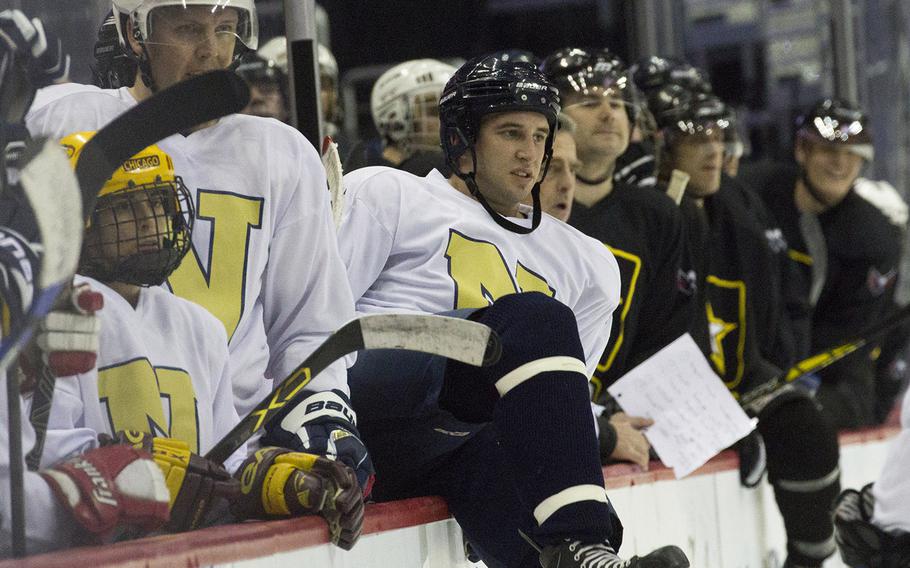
[0, 10, 70, 87]
[262, 389, 375, 497]
[232, 447, 365, 550]
[40, 444, 170, 540]
[608, 412, 653, 470]
[834, 484, 885, 567]
[100, 431, 239, 532]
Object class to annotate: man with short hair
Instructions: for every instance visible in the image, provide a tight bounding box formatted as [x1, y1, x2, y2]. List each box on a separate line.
[539, 48, 692, 471]
[653, 88, 841, 568]
[745, 99, 904, 429]
[338, 54, 689, 568]
[532, 113, 580, 222]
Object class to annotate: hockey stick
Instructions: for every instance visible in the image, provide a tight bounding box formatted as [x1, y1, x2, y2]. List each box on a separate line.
[741, 302, 910, 414]
[2, 138, 83, 558]
[666, 169, 689, 205]
[206, 313, 502, 464]
[321, 136, 344, 229]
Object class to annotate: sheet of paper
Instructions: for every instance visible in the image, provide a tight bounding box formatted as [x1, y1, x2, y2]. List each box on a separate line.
[607, 333, 757, 478]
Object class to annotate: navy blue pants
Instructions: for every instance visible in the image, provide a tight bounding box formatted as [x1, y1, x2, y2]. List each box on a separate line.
[349, 295, 621, 568]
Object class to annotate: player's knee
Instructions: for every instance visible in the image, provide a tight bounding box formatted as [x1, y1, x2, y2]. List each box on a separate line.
[760, 395, 839, 480]
[440, 293, 588, 423]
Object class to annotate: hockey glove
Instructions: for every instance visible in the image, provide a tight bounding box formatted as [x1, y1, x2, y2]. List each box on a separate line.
[835, 484, 888, 567]
[101, 431, 238, 532]
[0, 10, 70, 87]
[39, 444, 170, 541]
[232, 446, 365, 550]
[19, 283, 103, 390]
[262, 389, 375, 497]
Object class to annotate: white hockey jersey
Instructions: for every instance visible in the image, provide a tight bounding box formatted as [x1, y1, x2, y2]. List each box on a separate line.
[338, 167, 621, 377]
[872, 388, 910, 533]
[27, 87, 357, 416]
[42, 277, 244, 470]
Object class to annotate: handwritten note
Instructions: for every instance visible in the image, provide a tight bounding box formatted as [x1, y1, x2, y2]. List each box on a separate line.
[607, 333, 757, 478]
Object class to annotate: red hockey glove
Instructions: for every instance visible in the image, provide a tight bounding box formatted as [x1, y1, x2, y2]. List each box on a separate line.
[39, 444, 170, 540]
[232, 447, 365, 550]
[102, 431, 238, 532]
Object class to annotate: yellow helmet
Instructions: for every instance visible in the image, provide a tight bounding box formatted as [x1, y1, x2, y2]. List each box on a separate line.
[60, 131, 195, 286]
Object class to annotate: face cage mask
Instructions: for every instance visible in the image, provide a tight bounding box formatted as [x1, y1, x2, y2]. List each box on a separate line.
[80, 179, 194, 286]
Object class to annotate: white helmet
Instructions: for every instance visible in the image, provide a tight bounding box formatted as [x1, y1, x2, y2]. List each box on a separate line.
[317, 44, 338, 81]
[258, 36, 287, 74]
[371, 58, 456, 145]
[257, 37, 336, 81]
[111, 0, 258, 53]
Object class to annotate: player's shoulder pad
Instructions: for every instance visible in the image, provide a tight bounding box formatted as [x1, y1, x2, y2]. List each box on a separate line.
[824, 191, 903, 261]
[615, 181, 684, 221]
[145, 285, 229, 344]
[343, 165, 422, 200]
[853, 177, 908, 229]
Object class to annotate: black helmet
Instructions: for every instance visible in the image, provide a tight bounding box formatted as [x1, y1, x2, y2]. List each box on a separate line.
[235, 52, 285, 86]
[650, 85, 728, 137]
[539, 47, 639, 119]
[439, 54, 560, 234]
[631, 56, 712, 96]
[91, 11, 138, 89]
[796, 98, 873, 160]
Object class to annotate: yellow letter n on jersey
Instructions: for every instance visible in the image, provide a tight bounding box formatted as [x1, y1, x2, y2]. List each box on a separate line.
[445, 230, 554, 309]
[97, 358, 200, 453]
[167, 190, 264, 340]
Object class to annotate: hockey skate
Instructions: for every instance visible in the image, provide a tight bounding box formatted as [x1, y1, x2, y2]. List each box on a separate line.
[538, 540, 690, 568]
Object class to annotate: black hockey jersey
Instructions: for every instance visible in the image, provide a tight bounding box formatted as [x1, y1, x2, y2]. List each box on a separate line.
[745, 163, 903, 354]
[569, 180, 692, 402]
[678, 177, 795, 396]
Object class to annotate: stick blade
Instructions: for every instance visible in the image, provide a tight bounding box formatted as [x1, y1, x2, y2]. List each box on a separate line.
[358, 313, 501, 367]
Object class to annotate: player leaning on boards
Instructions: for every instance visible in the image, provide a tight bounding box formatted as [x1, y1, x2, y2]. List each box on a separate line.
[24, 0, 375, 538]
[337, 55, 689, 568]
[744, 99, 904, 430]
[650, 87, 841, 568]
[539, 48, 692, 471]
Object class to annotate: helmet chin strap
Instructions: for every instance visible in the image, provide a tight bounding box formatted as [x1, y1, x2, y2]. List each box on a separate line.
[456, 145, 543, 234]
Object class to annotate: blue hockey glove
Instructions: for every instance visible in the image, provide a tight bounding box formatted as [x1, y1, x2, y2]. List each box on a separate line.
[262, 389, 375, 498]
[0, 10, 70, 87]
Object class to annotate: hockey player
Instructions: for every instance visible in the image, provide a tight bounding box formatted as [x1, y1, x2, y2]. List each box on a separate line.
[24, 0, 374, 508]
[533, 113, 580, 222]
[653, 88, 841, 568]
[334, 55, 689, 568]
[538, 48, 691, 470]
[745, 99, 903, 429]
[345, 58, 456, 176]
